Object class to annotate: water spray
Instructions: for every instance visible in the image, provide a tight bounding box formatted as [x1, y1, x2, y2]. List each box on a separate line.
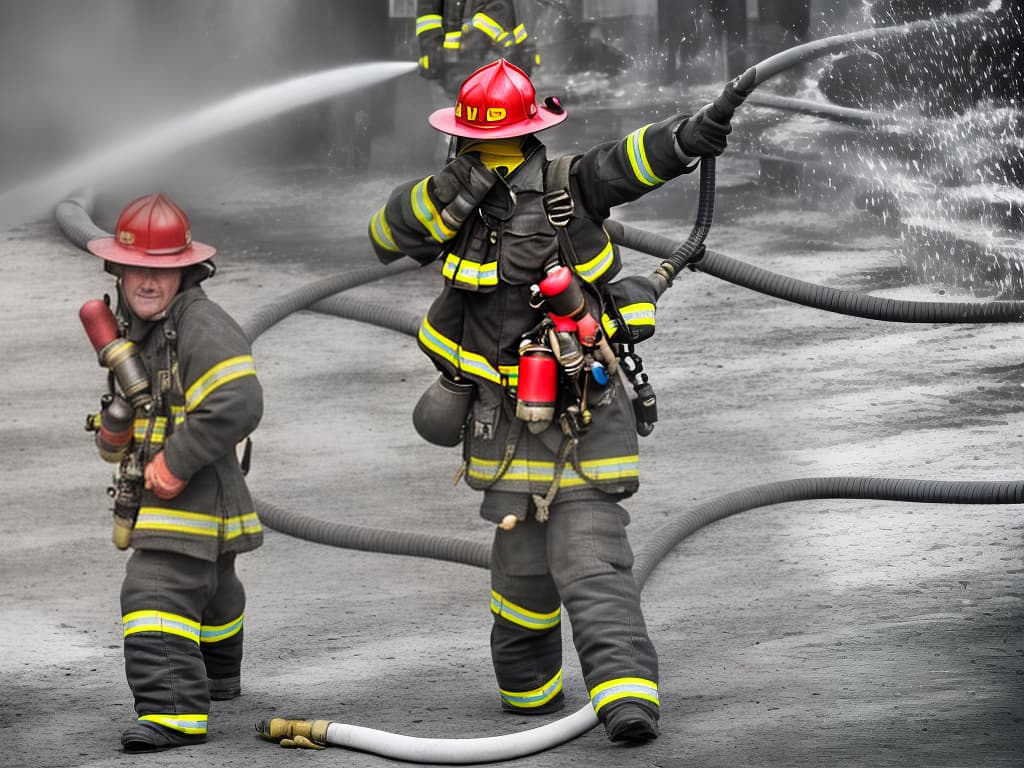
[0, 61, 417, 228]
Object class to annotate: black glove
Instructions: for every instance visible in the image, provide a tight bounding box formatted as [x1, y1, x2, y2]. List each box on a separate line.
[433, 154, 499, 227]
[676, 105, 733, 158]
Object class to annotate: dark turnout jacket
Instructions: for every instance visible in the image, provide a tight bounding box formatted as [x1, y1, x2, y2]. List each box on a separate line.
[369, 115, 695, 508]
[119, 282, 264, 561]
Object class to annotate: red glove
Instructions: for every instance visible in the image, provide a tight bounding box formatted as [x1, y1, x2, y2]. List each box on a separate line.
[144, 451, 187, 500]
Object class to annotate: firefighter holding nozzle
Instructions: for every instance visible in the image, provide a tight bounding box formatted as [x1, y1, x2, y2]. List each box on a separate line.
[80, 193, 263, 752]
[368, 59, 735, 743]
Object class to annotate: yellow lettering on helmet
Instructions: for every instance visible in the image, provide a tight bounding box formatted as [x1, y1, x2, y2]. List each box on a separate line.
[455, 102, 463, 118]
[486, 107, 507, 122]
[466, 106, 478, 121]
[118, 230, 135, 245]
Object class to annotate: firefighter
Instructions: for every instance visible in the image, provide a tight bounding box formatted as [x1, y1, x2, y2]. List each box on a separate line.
[416, 0, 539, 97]
[83, 193, 263, 752]
[368, 59, 733, 743]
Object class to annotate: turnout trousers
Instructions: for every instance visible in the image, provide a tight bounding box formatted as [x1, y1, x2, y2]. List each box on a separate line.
[486, 492, 660, 724]
[120, 550, 246, 736]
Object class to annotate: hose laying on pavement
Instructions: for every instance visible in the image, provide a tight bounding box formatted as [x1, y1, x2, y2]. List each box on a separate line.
[606, 219, 1024, 323]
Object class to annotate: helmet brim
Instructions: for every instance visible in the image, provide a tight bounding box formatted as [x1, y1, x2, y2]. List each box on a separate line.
[427, 104, 567, 139]
[86, 237, 216, 268]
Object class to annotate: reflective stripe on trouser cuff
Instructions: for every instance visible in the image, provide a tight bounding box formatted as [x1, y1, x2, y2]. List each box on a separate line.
[200, 613, 243, 644]
[589, 677, 660, 714]
[123, 610, 200, 644]
[139, 713, 208, 735]
[490, 589, 560, 631]
[500, 669, 563, 710]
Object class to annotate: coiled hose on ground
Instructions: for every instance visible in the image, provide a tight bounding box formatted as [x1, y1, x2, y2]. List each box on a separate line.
[57, 176, 1024, 760]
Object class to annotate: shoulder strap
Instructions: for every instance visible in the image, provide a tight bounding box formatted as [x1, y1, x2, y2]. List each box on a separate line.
[543, 154, 579, 266]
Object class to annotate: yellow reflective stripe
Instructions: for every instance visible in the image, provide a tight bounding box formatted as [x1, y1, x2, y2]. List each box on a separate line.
[625, 124, 665, 187]
[139, 713, 208, 735]
[513, 23, 528, 43]
[135, 507, 221, 537]
[416, 14, 442, 34]
[184, 355, 256, 412]
[441, 252, 499, 287]
[467, 455, 639, 486]
[499, 364, 519, 388]
[371, 205, 399, 252]
[443, 30, 462, 49]
[500, 669, 563, 709]
[490, 589, 560, 630]
[134, 416, 167, 443]
[590, 677, 659, 713]
[412, 178, 456, 243]
[224, 511, 263, 540]
[602, 301, 656, 337]
[418, 316, 501, 384]
[200, 613, 243, 644]
[123, 610, 200, 643]
[471, 12, 508, 43]
[573, 238, 614, 283]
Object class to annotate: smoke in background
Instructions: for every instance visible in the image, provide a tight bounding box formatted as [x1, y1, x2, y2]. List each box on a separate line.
[0, 1, 394, 186]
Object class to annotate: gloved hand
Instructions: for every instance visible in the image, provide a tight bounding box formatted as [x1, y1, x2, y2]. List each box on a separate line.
[675, 105, 733, 158]
[144, 451, 187, 500]
[433, 153, 499, 228]
[418, 53, 441, 81]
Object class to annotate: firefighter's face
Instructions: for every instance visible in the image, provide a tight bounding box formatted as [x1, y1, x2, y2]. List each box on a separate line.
[121, 266, 183, 320]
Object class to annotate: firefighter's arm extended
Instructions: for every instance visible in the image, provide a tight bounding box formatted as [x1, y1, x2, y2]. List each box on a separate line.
[569, 106, 731, 219]
[157, 299, 263, 485]
[368, 154, 498, 265]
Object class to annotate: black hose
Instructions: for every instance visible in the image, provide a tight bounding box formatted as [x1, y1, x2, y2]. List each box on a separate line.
[310, 294, 422, 337]
[255, 498, 489, 569]
[634, 476, 1024, 586]
[54, 190, 108, 247]
[741, 8, 999, 89]
[607, 219, 1024, 323]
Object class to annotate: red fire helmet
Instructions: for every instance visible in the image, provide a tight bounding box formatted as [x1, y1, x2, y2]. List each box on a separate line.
[87, 193, 215, 268]
[428, 59, 567, 140]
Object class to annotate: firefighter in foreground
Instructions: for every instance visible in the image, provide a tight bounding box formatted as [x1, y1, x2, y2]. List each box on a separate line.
[368, 59, 733, 742]
[81, 193, 263, 752]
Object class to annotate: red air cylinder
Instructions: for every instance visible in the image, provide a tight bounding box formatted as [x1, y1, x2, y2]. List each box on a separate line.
[538, 265, 586, 319]
[79, 299, 152, 408]
[79, 298, 119, 351]
[516, 342, 557, 431]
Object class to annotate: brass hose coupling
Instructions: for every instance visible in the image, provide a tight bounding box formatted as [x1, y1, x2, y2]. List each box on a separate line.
[256, 717, 330, 749]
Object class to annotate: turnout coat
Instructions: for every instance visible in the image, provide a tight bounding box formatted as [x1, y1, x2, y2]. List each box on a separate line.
[369, 115, 696, 516]
[117, 280, 264, 560]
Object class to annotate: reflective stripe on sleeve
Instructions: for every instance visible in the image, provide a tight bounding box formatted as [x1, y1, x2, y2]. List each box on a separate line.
[412, 178, 457, 243]
[625, 125, 665, 187]
[184, 355, 257, 412]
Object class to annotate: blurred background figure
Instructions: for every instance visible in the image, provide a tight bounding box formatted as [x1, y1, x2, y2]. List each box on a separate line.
[415, 0, 540, 97]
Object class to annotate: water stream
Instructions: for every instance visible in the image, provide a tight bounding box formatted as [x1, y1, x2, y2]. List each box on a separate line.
[0, 60, 416, 229]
